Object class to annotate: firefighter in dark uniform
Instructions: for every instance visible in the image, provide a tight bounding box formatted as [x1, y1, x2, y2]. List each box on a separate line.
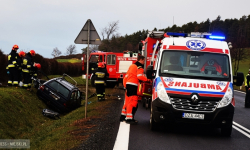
[16, 51, 26, 86]
[93, 62, 109, 101]
[31, 63, 41, 79]
[22, 50, 35, 90]
[245, 69, 250, 107]
[6, 44, 19, 86]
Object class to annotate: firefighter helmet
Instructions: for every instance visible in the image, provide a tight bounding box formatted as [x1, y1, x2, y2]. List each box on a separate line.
[34, 63, 41, 69]
[18, 51, 25, 57]
[29, 50, 35, 56]
[12, 44, 19, 50]
[97, 62, 105, 68]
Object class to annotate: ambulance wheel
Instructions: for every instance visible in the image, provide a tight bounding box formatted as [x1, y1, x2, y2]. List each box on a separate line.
[91, 76, 96, 87]
[221, 123, 232, 137]
[150, 112, 158, 131]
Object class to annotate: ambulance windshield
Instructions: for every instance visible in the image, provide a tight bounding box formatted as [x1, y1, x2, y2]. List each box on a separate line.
[159, 50, 230, 81]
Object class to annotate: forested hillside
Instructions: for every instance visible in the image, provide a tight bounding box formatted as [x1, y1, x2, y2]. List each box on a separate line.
[99, 15, 250, 54]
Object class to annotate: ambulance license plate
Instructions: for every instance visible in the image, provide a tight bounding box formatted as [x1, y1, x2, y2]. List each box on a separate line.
[182, 113, 204, 120]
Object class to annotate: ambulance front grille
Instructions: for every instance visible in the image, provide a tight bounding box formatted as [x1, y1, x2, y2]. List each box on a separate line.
[170, 98, 220, 112]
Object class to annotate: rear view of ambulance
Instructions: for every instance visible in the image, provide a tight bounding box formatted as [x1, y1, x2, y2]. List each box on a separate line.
[146, 32, 244, 136]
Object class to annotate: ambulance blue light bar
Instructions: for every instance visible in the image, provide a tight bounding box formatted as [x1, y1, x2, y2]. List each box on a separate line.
[209, 35, 225, 40]
[166, 32, 187, 37]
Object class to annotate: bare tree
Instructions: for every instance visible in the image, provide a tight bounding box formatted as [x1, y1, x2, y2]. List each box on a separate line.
[51, 47, 62, 58]
[101, 20, 119, 40]
[66, 44, 77, 55]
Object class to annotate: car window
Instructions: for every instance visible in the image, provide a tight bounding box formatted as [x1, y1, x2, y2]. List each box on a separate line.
[48, 81, 70, 98]
[71, 90, 81, 100]
[77, 90, 81, 99]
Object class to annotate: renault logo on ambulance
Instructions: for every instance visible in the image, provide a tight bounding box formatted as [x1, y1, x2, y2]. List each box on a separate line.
[186, 40, 206, 50]
[190, 93, 199, 104]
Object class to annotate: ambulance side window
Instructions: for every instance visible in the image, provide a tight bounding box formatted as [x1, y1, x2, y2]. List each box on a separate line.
[107, 55, 116, 65]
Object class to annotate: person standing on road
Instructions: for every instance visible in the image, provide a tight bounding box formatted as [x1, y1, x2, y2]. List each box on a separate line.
[93, 62, 109, 101]
[120, 73, 129, 122]
[245, 69, 250, 107]
[22, 50, 35, 90]
[124, 55, 149, 124]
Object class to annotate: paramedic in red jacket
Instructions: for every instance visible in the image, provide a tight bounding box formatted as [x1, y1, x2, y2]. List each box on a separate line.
[124, 55, 149, 124]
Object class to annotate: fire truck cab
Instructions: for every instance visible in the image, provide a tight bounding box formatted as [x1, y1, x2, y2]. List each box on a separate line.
[141, 31, 244, 136]
[86, 51, 137, 87]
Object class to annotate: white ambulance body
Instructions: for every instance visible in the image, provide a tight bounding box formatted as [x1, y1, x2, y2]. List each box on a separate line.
[146, 32, 244, 136]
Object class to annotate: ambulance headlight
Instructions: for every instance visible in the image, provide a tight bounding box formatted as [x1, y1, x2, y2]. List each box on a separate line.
[217, 87, 233, 108]
[157, 82, 171, 104]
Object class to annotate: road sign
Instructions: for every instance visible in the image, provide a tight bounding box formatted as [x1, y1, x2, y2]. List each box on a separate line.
[74, 20, 101, 45]
[74, 19, 102, 118]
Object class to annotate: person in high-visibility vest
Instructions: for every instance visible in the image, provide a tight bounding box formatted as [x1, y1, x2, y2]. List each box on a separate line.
[245, 69, 250, 107]
[124, 55, 149, 124]
[16, 51, 26, 86]
[6, 45, 19, 86]
[22, 50, 35, 90]
[93, 62, 109, 101]
[120, 73, 129, 122]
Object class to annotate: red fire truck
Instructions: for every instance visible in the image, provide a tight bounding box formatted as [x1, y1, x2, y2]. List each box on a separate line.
[82, 51, 138, 88]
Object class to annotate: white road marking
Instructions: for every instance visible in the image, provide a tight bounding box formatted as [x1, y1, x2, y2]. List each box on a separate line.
[233, 125, 250, 138]
[234, 90, 246, 94]
[113, 122, 130, 150]
[233, 121, 250, 134]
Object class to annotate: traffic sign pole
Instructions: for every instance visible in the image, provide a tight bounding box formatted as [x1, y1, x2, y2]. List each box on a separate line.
[85, 20, 90, 118]
[74, 19, 101, 119]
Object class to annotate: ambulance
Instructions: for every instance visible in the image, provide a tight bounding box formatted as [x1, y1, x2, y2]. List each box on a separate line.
[142, 31, 244, 136]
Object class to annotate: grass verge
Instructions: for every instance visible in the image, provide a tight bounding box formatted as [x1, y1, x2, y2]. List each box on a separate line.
[56, 59, 81, 63]
[0, 77, 122, 150]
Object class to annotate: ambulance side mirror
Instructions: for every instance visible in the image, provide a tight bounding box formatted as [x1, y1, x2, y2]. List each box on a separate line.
[146, 65, 155, 79]
[233, 72, 244, 86]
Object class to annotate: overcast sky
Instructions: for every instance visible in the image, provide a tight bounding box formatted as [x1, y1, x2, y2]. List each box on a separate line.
[0, 0, 249, 58]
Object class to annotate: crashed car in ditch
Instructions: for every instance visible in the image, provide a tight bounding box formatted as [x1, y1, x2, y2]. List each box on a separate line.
[36, 74, 83, 113]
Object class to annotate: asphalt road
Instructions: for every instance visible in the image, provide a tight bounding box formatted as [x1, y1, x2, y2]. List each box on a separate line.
[113, 90, 250, 150]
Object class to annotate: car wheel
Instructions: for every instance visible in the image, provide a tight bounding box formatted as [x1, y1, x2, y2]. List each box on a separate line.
[221, 123, 232, 137]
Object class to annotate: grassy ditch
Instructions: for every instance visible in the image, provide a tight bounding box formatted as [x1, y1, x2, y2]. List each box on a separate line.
[0, 77, 123, 150]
